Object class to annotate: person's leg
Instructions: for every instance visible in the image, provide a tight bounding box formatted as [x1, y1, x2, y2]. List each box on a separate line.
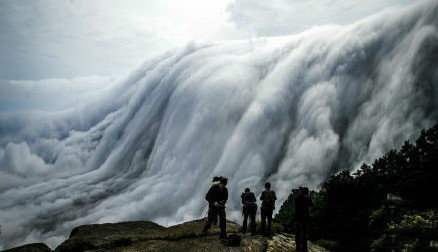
[295, 221, 302, 251]
[213, 210, 218, 225]
[260, 210, 267, 236]
[302, 222, 308, 252]
[242, 212, 248, 233]
[218, 208, 227, 238]
[250, 211, 256, 235]
[266, 209, 273, 236]
[202, 219, 212, 233]
[203, 208, 216, 233]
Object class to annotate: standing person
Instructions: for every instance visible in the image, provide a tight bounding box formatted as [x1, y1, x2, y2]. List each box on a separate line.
[294, 187, 314, 252]
[241, 188, 257, 235]
[211, 176, 222, 225]
[202, 177, 228, 238]
[260, 182, 277, 237]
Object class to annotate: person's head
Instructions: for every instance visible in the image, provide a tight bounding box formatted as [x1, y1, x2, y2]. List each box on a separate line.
[245, 188, 250, 192]
[265, 182, 271, 189]
[300, 186, 309, 195]
[212, 176, 220, 182]
[219, 177, 228, 188]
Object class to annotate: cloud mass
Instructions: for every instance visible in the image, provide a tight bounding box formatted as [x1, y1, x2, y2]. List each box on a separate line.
[0, 0, 438, 249]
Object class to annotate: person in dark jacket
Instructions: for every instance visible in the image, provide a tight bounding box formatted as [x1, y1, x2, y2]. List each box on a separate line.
[202, 177, 228, 238]
[294, 187, 314, 252]
[241, 188, 257, 235]
[260, 182, 277, 237]
[211, 176, 222, 225]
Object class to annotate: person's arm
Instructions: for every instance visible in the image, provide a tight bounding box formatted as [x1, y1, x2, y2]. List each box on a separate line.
[224, 188, 228, 203]
[206, 187, 213, 203]
[273, 192, 277, 201]
[241, 194, 245, 204]
[260, 191, 265, 201]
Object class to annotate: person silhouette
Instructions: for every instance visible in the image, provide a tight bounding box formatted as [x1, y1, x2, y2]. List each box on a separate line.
[241, 188, 257, 235]
[295, 187, 314, 252]
[260, 182, 277, 237]
[202, 177, 228, 238]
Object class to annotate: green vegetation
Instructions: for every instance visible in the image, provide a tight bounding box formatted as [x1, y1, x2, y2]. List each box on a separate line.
[275, 123, 438, 251]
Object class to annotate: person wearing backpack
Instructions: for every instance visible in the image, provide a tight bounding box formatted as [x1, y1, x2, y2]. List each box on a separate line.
[241, 188, 257, 235]
[260, 182, 277, 237]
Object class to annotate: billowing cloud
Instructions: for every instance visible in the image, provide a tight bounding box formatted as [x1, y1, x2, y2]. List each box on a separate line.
[0, 76, 120, 111]
[227, 0, 416, 37]
[1, 1, 438, 249]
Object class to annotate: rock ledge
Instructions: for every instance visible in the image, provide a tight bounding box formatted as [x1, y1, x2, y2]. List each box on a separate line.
[5, 219, 327, 252]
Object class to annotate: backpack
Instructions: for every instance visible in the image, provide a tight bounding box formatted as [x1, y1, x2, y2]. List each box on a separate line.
[262, 190, 276, 210]
[220, 234, 241, 247]
[243, 202, 257, 214]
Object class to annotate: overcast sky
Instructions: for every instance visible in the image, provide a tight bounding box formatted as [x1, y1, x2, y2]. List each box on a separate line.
[0, 0, 416, 80]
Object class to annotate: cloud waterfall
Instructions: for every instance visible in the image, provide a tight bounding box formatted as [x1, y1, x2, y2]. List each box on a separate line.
[1, 1, 437, 249]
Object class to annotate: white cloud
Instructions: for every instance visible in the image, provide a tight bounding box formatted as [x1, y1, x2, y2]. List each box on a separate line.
[0, 76, 120, 111]
[227, 0, 417, 37]
[0, 142, 50, 175]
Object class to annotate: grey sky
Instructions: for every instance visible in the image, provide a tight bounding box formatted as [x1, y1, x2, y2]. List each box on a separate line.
[0, 0, 418, 79]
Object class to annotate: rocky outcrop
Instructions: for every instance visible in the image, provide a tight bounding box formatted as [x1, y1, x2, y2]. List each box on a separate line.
[3, 243, 52, 252]
[266, 234, 326, 252]
[5, 219, 327, 251]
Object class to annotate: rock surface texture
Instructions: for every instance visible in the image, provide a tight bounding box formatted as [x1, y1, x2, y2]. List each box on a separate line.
[5, 219, 327, 251]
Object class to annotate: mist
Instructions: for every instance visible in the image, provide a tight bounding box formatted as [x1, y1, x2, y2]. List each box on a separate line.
[0, 1, 437, 249]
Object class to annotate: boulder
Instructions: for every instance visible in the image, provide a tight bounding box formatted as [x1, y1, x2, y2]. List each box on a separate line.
[54, 221, 166, 252]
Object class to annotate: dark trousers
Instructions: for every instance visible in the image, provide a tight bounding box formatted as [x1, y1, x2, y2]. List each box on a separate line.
[296, 221, 308, 252]
[203, 206, 227, 237]
[242, 211, 256, 234]
[261, 208, 273, 236]
[213, 212, 218, 225]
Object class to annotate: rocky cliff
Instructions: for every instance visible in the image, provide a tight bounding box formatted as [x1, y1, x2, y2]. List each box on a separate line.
[4, 219, 327, 252]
